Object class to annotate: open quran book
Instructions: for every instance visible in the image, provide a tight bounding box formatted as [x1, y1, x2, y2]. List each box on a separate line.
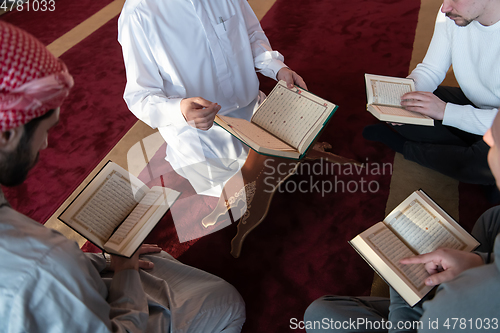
[215, 80, 338, 159]
[365, 74, 434, 126]
[59, 161, 180, 258]
[349, 190, 479, 307]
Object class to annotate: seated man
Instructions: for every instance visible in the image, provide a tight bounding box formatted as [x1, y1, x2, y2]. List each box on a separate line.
[0, 21, 245, 332]
[118, 0, 306, 197]
[302, 110, 500, 332]
[363, 0, 500, 185]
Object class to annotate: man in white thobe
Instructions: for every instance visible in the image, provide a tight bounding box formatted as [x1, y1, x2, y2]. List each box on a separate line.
[118, 0, 307, 197]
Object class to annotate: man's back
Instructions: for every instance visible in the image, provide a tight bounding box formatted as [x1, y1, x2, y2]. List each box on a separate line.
[0, 20, 246, 332]
[0, 192, 112, 333]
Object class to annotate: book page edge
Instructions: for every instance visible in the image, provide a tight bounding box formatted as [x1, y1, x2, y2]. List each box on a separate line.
[350, 231, 427, 307]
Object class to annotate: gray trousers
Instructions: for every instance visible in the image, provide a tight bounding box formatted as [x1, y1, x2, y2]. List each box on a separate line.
[303, 206, 500, 333]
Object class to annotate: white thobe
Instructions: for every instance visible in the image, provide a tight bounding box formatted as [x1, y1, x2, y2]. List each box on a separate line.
[118, 0, 287, 196]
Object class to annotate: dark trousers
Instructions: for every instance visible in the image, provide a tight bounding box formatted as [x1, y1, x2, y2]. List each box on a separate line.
[392, 86, 494, 185]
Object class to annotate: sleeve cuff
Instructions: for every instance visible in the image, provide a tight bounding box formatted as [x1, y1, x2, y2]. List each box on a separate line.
[442, 103, 493, 135]
[267, 60, 287, 80]
[442, 103, 467, 129]
[166, 97, 188, 127]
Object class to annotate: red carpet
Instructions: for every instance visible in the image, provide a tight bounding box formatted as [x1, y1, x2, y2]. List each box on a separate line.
[4, 1, 493, 332]
[459, 183, 497, 230]
[1, 16, 137, 223]
[0, 0, 114, 45]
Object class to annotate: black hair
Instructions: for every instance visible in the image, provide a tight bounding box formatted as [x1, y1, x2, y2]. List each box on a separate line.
[22, 109, 56, 143]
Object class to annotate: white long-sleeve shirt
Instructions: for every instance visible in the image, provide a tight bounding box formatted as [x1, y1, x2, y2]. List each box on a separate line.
[408, 11, 500, 135]
[118, 0, 287, 196]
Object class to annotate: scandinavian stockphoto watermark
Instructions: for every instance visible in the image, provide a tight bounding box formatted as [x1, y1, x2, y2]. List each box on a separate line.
[263, 158, 393, 197]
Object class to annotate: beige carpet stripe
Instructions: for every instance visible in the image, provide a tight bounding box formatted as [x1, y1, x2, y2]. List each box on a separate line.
[47, 0, 125, 58]
[248, 0, 277, 21]
[44, 0, 274, 59]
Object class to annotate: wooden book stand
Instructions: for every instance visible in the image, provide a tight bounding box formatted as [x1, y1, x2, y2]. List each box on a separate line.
[202, 142, 361, 257]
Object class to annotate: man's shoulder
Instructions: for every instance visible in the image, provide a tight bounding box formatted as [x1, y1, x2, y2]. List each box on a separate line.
[0, 205, 72, 247]
[0, 206, 84, 277]
[121, 0, 143, 12]
[0, 207, 107, 333]
[121, 0, 169, 17]
[0, 206, 100, 305]
[120, 0, 143, 20]
[119, 0, 165, 29]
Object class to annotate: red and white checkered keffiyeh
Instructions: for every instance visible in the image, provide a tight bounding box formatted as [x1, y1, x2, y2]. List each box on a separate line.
[0, 21, 74, 131]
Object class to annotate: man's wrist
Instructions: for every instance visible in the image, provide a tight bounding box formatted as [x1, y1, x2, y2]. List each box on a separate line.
[271, 62, 288, 80]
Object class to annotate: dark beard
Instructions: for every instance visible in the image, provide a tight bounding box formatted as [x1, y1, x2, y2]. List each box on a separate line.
[0, 134, 37, 187]
[446, 13, 473, 26]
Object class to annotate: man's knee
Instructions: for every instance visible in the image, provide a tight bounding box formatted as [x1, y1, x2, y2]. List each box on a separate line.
[305, 297, 335, 325]
[472, 205, 500, 251]
[304, 296, 390, 332]
[304, 296, 363, 329]
[222, 281, 246, 318]
[207, 280, 246, 330]
[475, 205, 500, 231]
[303, 297, 340, 332]
[185, 279, 245, 333]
